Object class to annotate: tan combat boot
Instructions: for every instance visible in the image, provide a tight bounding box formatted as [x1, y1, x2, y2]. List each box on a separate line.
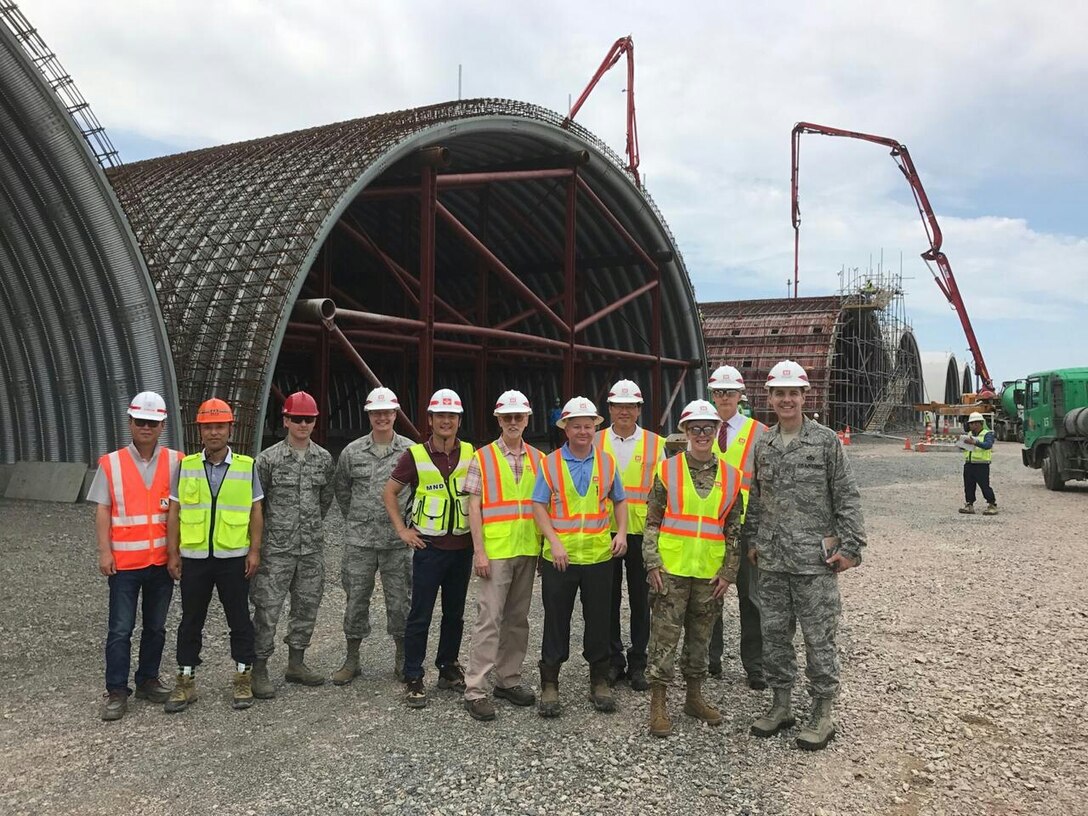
[588, 661, 616, 713]
[983, 503, 999, 516]
[683, 678, 722, 726]
[795, 697, 836, 750]
[285, 647, 325, 686]
[649, 683, 672, 738]
[331, 638, 362, 686]
[251, 658, 275, 699]
[164, 672, 197, 714]
[750, 686, 795, 737]
[538, 663, 561, 718]
[232, 667, 254, 710]
[958, 503, 975, 515]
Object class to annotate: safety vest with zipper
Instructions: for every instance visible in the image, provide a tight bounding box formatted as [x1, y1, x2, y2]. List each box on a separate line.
[964, 428, 994, 463]
[177, 452, 255, 558]
[656, 453, 742, 579]
[409, 441, 473, 536]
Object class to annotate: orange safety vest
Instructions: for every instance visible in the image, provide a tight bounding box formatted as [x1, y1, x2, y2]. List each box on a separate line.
[476, 441, 544, 559]
[101, 447, 184, 570]
[712, 415, 767, 519]
[594, 427, 663, 534]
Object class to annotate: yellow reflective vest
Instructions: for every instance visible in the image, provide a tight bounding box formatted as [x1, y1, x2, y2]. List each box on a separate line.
[539, 449, 616, 566]
[712, 415, 767, 522]
[595, 427, 664, 535]
[177, 452, 255, 558]
[409, 441, 473, 536]
[963, 428, 994, 463]
[656, 453, 742, 579]
[475, 441, 544, 559]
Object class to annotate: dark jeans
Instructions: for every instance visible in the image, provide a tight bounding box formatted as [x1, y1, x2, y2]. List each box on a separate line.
[540, 558, 612, 668]
[709, 549, 763, 678]
[403, 546, 473, 680]
[964, 462, 996, 504]
[176, 556, 255, 668]
[609, 534, 649, 671]
[105, 565, 173, 693]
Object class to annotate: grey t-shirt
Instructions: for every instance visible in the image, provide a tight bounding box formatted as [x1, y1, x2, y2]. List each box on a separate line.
[87, 445, 179, 505]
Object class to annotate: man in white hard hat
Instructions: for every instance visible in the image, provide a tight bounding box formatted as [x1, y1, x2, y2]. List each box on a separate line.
[959, 411, 997, 516]
[462, 390, 545, 720]
[595, 379, 665, 691]
[643, 399, 744, 737]
[383, 388, 474, 708]
[532, 397, 628, 717]
[707, 364, 768, 689]
[746, 360, 867, 751]
[86, 392, 184, 720]
[331, 387, 414, 686]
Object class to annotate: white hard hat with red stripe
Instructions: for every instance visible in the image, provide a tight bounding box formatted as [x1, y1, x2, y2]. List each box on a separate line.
[364, 387, 400, 412]
[708, 365, 744, 391]
[556, 396, 603, 428]
[766, 360, 810, 389]
[128, 391, 168, 421]
[428, 388, 464, 414]
[494, 389, 532, 415]
[607, 379, 644, 404]
[678, 399, 721, 428]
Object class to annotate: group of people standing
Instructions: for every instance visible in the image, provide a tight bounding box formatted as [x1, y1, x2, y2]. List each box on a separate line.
[92, 357, 866, 752]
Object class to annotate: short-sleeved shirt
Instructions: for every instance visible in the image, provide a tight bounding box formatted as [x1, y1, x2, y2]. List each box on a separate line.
[462, 437, 527, 497]
[390, 438, 471, 551]
[531, 444, 626, 504]
[87, 444, 178, 505]
[169, 447, 264, 502]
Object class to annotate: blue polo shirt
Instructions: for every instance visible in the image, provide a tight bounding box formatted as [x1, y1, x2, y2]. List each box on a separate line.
[532, 444, 626, 502]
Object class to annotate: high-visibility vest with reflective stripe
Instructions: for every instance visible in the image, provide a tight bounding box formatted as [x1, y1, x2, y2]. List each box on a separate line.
[101, 447, 183, 570]
[177, 453, 255, 558]
[712, 415, 767, 522]
[410, 441, 473, 536]
[656, 454, 742, 579]
[595, 428, 663, 535]
[539, 449, 616, 565]
[964, 428, 994, 463]
[476, 441, 544, 559]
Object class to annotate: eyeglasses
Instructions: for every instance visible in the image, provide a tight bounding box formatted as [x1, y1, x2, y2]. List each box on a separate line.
[499, 414, 528, 422]
[287, 415, 316, 425]
[132, 418, 162, 428]
[685, 425, 717, 437]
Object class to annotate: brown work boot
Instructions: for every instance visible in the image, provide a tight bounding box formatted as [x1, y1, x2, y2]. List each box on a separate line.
[750, 687, 795, 737]
[232, 667, 254, 710]
[437, 662, 467, 692]
[251, 658, 275, 699]
[648, 683, 672, 738]
[538, 663, 561, 718]
[589, 661, 616, 713]
[331, 638, 362, 686]
[164, 672, 196, 714]
[683, 678, 722, 726]
[134, 677, 171, 704]
[100, 690, 127, 721]
[958, 503, 976, 515]
[464, 697, 496, 721]
[405, 677, 427, 709]
[285, 647, 325, 686]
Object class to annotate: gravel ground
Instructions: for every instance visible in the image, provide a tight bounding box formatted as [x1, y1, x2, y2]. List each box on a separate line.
[1, 438, 1086, 815]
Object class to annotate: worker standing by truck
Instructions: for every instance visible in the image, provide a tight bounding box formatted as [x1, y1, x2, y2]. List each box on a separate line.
[959, 411, 997, 516]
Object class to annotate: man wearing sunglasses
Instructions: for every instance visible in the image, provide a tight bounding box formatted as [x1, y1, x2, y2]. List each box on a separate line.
[249, 391, 335, 698]
[87, 392, 183, 721]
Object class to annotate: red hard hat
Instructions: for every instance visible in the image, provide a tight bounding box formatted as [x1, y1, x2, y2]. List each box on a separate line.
[282, 391, 319, 416]
[195, 398, 234, 424]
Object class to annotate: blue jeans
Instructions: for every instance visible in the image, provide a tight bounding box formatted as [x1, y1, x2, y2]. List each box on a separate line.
[105, 565, 173, 693]
[402, 546, 472, 680]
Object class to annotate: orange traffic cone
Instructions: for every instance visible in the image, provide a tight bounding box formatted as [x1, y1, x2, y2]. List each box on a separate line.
[924, 423, 933, 441]
[904, 437, 912, 451]
[843, 425, 852, 446]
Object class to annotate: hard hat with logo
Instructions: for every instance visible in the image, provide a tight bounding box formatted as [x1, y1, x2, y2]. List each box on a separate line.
[967, 412, 986, 424]
[364, 387, 400, 412]
[766, 360, 810, 389]
[428, 388, 464, 414]
[282, 391, 319, 416]
[494, 389, 532, 415]
[128, 391, 168, 421]
[556, 396, 603, 428]
[607, 379, 643, 404]
[195, 398, 234, 424]
[708, 364, 745, 392]
[678, 399, 721, 428]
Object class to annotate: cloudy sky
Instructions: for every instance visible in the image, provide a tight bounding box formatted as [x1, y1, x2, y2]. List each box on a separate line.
[24, 0, 1088, 385]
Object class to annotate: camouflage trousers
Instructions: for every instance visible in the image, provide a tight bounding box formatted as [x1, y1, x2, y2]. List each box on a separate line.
[759, 570, 841, 699]
[251, 550, 325, 659]
[646, 573, 724, 685]
[342, 546, 412, 640]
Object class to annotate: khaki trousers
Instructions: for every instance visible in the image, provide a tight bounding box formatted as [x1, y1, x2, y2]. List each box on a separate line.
[464, 554, 537, 700]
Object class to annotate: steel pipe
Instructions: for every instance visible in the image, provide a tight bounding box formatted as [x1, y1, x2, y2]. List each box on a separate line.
[291, 298, 336, 322]
[574, 279, 658, 334]
[328, 323, 420, 439]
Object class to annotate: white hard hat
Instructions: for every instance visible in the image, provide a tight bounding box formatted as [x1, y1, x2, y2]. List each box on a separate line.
[766, 359, 810, 389]
[678, 399, 721, 428]
[128, 391, 168, 421]
[494, 389, 532, 415]
[708, 364, 744, 391]
[364, 387, 400, 412]
[607, 379, 644, 404]
[967, 412, 986, 424]
[556, 396, 603, 428]
[428, 388, 464, 414]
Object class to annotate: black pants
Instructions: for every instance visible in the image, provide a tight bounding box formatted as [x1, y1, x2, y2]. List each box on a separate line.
[403, 546, 473, 680]
[609, 534, 649, 671]
[964, 462, 996, 504]
[176, 556, 255, 667]
[709, 548, 762, 678]
[540, 559, 611, 668]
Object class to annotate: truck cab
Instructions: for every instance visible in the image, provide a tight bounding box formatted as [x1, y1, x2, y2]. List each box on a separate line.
[1022, 368, 1088, 490]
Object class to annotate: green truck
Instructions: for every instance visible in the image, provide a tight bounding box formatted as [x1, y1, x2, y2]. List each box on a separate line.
[994, 379, 1025, 442]
[1022, 367, 1088, 490]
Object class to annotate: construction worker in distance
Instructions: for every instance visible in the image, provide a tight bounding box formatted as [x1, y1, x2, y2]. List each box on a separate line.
[746, 360, 867, 751]
[87, 391, 184, 721]
[739, 393, 752, 419]
[532, 397, 628, 718]
[331, 386, 414, 685]
[462, 390, 544, 721]
[249, 391, 335, 699]
[165, 398, 264, 713]
[382, 388, 474, 709]
[959, 411, 998, 516]
[643, 399, 743, 737]
[707, 364, 768, 689]
[595, 379, 665, 691]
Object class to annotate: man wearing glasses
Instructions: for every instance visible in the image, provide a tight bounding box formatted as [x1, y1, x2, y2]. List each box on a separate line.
[250, 391, 335, 698]
[87, 392, 184, 720]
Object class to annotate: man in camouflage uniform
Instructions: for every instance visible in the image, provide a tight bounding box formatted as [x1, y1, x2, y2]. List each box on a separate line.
[331, 387, 414, 684]
[250, 392, 336, 697]
[643, 399, 743, 737]
[745, 360, 867, 751]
